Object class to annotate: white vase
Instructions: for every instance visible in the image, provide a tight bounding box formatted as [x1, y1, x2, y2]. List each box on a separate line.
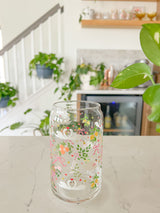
[80, 72, 98, 91]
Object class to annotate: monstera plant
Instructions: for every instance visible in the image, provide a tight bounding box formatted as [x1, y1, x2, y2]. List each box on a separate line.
[111, 23, 160, 132]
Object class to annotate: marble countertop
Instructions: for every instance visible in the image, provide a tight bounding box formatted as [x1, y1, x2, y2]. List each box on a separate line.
[76, 87, 145, 95]
[1, 136, 160, 213]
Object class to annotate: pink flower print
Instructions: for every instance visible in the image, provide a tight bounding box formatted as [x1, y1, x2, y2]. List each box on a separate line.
[52, 156, 67, 167]
[93, 144, 100, 155]
[74, 152, 80, 160]
[92, 162, 97, 168]
[50, 139, 54, 149]
[51, 171, 56, 181]
[51, 166, 56, 181]
[77, 128, 85, 135]
[50, 153, 53, 159]
[55, 166, 62, 172]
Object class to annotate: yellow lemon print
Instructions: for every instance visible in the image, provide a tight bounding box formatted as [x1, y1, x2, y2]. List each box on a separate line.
[90, 135, 94, 140]
[94, 132, 98, 137]
[91, 182, 95, 188]
[95, 179, 98, 183]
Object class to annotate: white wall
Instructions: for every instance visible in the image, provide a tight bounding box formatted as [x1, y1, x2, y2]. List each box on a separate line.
[0, 0, 157, 67]
[62, 0, 156, 68]
[0, 0, 58, 46]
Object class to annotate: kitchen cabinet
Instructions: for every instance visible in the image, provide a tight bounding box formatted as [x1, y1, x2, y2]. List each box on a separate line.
[81, 0, 160, 28]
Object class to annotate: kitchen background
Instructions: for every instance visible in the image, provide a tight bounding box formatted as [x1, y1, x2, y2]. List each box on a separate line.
[0, 0, 159, 135]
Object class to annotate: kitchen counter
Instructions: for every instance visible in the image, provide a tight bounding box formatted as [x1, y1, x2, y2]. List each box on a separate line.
[1, 136, 160, 213]
[76, 87, 145, 95]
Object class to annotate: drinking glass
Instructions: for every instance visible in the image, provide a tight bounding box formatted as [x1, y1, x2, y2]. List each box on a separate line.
[147, 12, 157, 21]
[50, 101, 103, 203]
[136, 12, 146, 20]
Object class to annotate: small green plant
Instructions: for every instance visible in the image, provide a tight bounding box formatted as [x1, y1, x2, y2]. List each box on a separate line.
[38, 110, 50, 136]
[56, 62, 106, 101]
[0, 82, 18, 107]
[0, 109, 50, 136]
[29, 52, 64, 82]
[111, 23, 160, 132]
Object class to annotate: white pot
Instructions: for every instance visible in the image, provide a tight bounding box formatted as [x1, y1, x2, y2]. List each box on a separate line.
[80, 72, 98, 90]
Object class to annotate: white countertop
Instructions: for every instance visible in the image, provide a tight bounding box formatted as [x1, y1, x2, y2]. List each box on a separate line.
[1, 136, 160, 213]
[76, 87, 145, 95]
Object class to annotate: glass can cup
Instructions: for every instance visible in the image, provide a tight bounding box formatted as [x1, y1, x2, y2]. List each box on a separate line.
[50, 101, 103, 203]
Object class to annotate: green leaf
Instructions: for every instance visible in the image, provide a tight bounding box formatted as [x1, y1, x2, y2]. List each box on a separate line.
[140, 23, 160, 66]
[12, 102, 16, 107]
[90, 75, 100, 86]
[24, 108, 32, 114]
[111, 63, 151, 89]
[147, 105, 160, 123]
[67, 93, 72, 100]
[44, 110, 50, 116]
[54, 87, 59, 93]
[7, 99, 12, 106]
[0, 126, 9, 133]
[79, 14, 82, 23]
[12, 97, 18, 101]
[143, 84, 160, 106]
[156, 123, 160, 133]
[10, 122, 24, 130]
[29, 71, 32, 77]
[143, 84, 160, 123]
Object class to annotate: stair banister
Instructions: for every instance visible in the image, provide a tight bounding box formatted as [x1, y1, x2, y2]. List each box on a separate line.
[0, 3, 64, 55]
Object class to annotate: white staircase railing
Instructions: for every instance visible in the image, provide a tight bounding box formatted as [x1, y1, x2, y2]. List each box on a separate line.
[0, 3, 64, 101]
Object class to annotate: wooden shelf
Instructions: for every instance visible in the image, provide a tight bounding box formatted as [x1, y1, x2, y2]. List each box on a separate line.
[104, 128, 134, 133]
[81, 19, 160, 28]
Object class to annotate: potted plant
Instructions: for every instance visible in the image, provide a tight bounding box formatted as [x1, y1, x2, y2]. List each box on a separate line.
[111, 23, 160, 132]
[56, 62, 106, 101]
[0, 82, 18, 108]
[29, 52, 64, 81]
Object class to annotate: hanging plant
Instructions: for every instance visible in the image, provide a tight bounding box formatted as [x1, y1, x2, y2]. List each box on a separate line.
[29, 52, 64, 81]
[0, 82, 18, 108]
